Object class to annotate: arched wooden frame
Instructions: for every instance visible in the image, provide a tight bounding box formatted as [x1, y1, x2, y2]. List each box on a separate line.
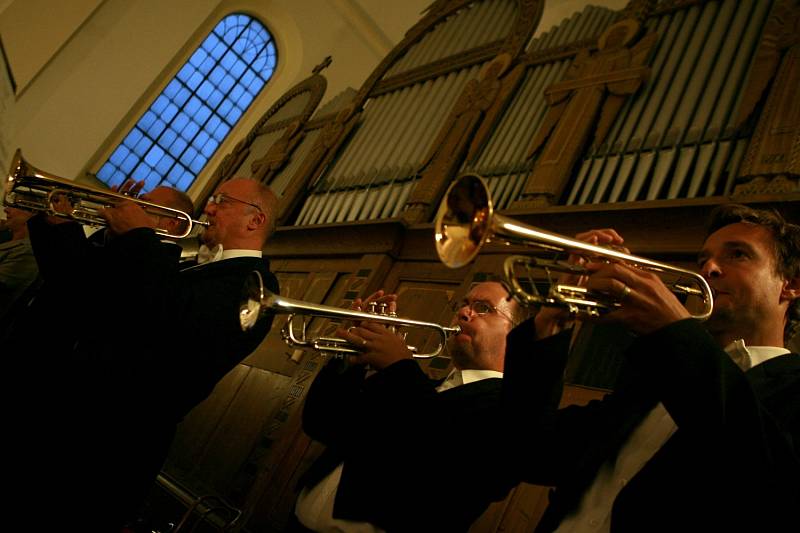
[199, 66, 328, 206]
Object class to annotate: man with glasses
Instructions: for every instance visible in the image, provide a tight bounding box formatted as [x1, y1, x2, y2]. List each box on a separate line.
[163, 177, 280, 420]
[292, 281, 563, 531]
[197, 178, 276, 263]
[12, 177, 280, 532]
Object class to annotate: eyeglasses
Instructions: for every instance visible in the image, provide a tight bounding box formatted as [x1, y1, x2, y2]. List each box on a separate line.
[207, 193, 263, 213]
[457, 299, 515, 324]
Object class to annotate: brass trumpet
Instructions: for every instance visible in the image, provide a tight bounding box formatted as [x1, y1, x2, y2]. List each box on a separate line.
[434, 173, 713, 320]
[240, 271, 461, 359]
[4, 149, 207, 239]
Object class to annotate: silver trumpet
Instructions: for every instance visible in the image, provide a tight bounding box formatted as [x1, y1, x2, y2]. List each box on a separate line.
[240, 271, 461, 359]
[5, 149, 208, 239]
[434, 173, 713, 320]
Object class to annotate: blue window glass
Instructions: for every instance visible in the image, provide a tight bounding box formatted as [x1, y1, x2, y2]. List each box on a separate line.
[133, 136, 152, 157]
[213, 122, 230, 141]
[96, 165, 114, 182]
[109, 145, 129, 166]
[171, 137, 188, 155]
[145, 146, 165, 167]
[121, 153, 138, 174]
[162, 104, 179, 123]
[96, 13, 277, 192]
[155, 155, 174, 174]
[132, 164, 150, 181]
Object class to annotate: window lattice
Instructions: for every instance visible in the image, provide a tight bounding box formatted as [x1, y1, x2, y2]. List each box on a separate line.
[96, 13, 277, 192]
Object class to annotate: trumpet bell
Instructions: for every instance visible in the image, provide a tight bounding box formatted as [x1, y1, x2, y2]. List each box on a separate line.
[434, 173, 494, 268]
[240, 270, 267, 332]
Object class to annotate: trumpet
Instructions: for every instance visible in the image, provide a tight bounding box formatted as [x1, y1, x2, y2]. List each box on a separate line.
[434, 173, 713, 320]
[240, 271, 461, 359]
[4, 149, 208, 239]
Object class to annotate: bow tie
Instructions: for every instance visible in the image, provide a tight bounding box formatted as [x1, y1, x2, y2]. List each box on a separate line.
[197, 243, 223, 264]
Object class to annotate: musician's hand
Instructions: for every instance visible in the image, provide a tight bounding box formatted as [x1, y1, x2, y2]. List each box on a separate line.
[337, 321, 412, 370]
[44, 193, 75, 224]
[534, 228, 627, 339]
[584, 262, 689, 335]
[114, 178, 145, 198]
[346, 290, 398, 329]
[351, 290, 398, 314]
[100, 201, 156, 236]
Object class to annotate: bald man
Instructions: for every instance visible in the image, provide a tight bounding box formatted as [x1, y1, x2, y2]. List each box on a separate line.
[11, 178, 279, 532]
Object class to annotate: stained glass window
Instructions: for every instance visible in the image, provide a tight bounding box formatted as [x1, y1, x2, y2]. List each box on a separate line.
[96, 14, 276, 192]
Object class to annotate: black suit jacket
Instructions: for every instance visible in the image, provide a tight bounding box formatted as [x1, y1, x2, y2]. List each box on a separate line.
[157, 255, 278, 421]
[12, 217, 279, 531]
[299, 358, 562, 532]
[19, 217, 278, 419]
[504, 319, 800, 533]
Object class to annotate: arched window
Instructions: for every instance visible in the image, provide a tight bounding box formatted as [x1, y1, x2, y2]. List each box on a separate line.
[96, 13, 277, 192]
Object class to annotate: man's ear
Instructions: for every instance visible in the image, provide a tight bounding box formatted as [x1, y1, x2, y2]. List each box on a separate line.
[781, 277, 800, 302]
[247, 211, 266, 231]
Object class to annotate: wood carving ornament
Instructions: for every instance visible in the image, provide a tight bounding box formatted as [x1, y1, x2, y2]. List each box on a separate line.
[212, 136, 250, 184]
[307, 105, 358, 191]
[418, 54, 511, 185]
[523, 19, 657, 205]
[250, 120, 304, 183]
[735, 0, 800, 194]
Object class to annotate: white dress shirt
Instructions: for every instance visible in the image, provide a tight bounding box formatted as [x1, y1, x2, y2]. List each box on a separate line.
[294, 367, 502, 532]
[555, 341, 790, 533]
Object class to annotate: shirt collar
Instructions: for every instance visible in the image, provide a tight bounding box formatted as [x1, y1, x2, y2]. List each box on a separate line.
[724, 339, 790, 371]
[437, 368, 503, 392]
[459, 368, 503, 384]
[221, 248, 262, 260]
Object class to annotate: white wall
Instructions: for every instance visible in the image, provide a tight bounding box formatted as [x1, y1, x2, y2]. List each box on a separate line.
[0, 0, 627, 203]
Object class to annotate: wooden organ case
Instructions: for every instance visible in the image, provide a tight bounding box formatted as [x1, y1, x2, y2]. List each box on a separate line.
[154, 1, 800, 531]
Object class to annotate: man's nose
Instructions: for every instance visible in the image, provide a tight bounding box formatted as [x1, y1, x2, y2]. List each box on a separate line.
[457, 305, 473, 322]
[701, 258, 722, 279]
[203, 201, 216, 216]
